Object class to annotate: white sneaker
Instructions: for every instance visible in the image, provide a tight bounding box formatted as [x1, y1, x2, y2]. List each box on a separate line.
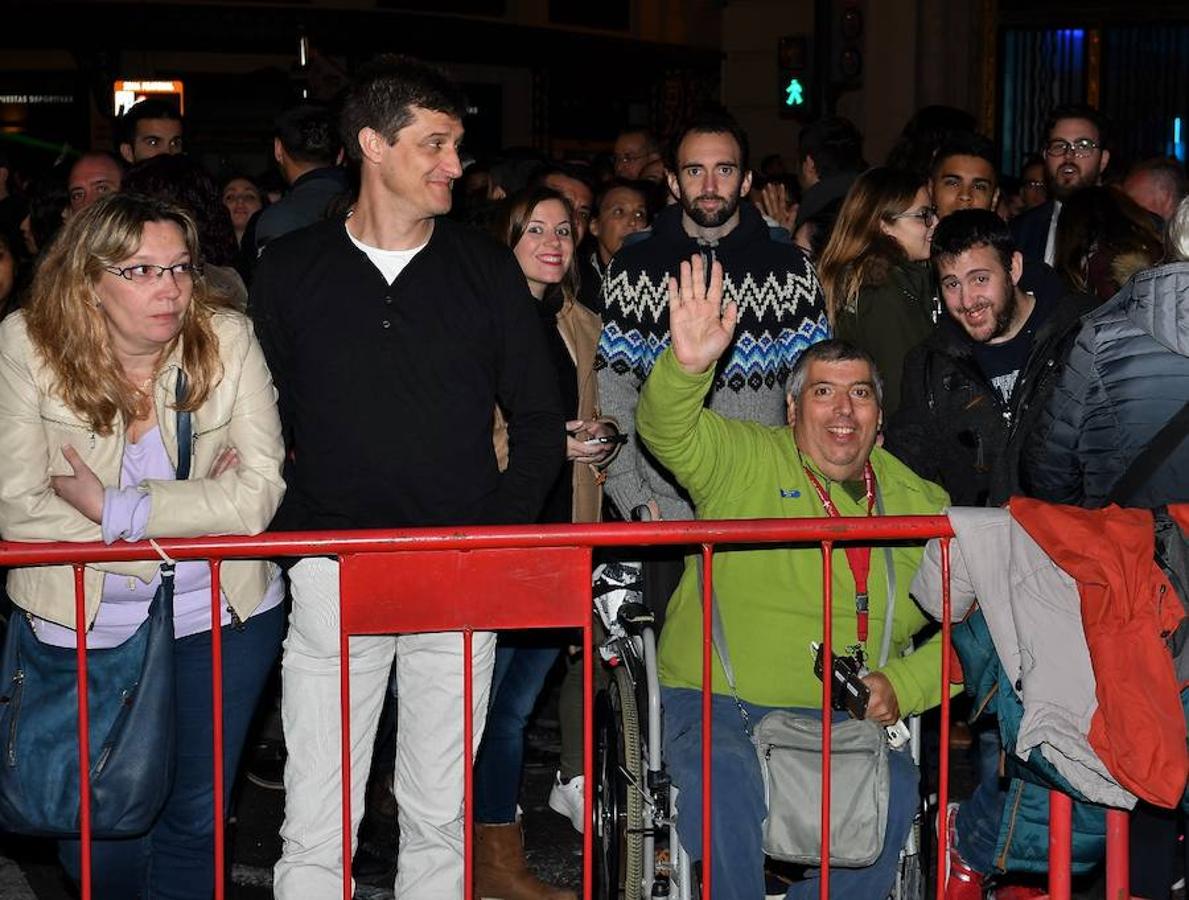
[547, 772, 585, 834]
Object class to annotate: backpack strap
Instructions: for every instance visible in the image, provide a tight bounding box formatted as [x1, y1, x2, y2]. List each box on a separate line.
[1106, 399, 1189, 506]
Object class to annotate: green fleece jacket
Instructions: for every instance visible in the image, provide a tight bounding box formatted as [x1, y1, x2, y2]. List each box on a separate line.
[637, 348, 950, 713]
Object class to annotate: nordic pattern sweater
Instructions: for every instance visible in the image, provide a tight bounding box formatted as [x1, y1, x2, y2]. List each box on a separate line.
[595, 202, 828, 520]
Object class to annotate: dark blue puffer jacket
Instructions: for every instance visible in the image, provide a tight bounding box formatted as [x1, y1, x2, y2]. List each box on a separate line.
[1022, 262, 1189, 508]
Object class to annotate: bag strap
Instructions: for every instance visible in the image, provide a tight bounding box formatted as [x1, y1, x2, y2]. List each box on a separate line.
[1106, 398, 1189, 506]
[174, 370, 191, 483]
[696, 484, 897, 737]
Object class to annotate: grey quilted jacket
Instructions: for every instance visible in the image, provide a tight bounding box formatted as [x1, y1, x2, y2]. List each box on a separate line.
[1022, 261, 1189, 508]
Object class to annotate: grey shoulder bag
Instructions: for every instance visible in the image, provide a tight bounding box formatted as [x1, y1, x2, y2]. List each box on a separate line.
[697, 496, 898, 868]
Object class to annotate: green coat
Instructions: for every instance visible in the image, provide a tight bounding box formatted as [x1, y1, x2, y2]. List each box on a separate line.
[637, 348, 950, 712]
[834, 260, 935, 416]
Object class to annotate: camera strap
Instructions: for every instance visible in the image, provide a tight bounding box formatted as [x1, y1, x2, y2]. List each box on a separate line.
[694, 463, 896, 737]
[802, 462, 876, 649]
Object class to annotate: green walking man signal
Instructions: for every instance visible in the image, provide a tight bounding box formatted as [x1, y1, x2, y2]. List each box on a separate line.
[784, 77, 805, 107]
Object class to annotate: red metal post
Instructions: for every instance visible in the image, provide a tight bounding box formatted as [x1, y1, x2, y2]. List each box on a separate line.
[936, 538, 953, 899]
[700, 544, 714, 900]
[1048, 790, 1073, 900]
[340, 617, 352, 900]
[74, 564, 92, 900]
[464, 629, 474, 900]
[820, 541, 834, 899]
[210, 560, 225, 900]
[582, 550, 594, 899]
[1105, 808, 1130, 899]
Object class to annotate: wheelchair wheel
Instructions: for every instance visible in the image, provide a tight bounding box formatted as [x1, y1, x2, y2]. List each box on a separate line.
[594, 664, 645, 899]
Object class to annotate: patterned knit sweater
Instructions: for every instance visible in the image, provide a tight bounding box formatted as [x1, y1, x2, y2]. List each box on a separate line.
[595, 202, 828, 519]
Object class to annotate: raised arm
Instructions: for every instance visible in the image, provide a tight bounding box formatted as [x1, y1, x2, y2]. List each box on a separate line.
[667, 254, 735, 374]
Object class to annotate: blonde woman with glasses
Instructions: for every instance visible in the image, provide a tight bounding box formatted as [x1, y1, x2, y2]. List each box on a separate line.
[0, 192, 286, 898]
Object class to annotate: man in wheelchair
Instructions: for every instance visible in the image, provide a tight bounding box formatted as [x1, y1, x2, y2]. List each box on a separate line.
[634, 255, 950, 899]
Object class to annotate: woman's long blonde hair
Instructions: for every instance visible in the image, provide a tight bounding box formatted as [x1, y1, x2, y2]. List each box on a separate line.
[25, 193, 223, 434]
[817, 167, 926, 326]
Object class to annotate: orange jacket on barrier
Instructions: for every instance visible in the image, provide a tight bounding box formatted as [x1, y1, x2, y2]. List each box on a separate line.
[1010, 497, 1188, 809]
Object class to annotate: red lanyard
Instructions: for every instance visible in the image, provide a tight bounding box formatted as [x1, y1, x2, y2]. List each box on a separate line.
[803, 462, 877, 645]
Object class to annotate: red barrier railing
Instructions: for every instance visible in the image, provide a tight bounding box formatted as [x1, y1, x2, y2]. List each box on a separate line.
[0, 516, 1134, 899]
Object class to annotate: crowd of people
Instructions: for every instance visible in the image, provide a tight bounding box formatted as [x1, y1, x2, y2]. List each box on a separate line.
[0, 50, 1186, 900]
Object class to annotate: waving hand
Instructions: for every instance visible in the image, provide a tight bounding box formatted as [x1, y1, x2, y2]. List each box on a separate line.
[667, 254, 737, 375]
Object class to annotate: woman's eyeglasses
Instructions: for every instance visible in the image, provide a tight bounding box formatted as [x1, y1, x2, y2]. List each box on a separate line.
[103, 262, 200, 284]
[890, 206, 938, 227]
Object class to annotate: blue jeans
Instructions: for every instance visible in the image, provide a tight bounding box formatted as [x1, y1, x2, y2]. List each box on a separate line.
[473, 633, 564, 824]
[60, 603, 285, 899]
[661, 687, 919, 900]
[952, 723, 1006, 875]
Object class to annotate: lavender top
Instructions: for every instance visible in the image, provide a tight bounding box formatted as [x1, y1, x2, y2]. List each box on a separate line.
[35, 425, 283, 649]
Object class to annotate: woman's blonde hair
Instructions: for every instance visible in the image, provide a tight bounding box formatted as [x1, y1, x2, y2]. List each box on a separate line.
[817, 167, 926, 325]
[25, 193, 223, 434]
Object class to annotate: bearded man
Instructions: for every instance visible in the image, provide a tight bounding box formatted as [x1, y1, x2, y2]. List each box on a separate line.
[885, 209, 1093, 507]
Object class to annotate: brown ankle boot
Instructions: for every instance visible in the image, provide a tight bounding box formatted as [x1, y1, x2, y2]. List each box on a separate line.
[474, 822, 577, 900]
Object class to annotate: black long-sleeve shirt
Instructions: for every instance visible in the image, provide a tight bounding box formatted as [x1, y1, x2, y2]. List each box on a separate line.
[250, 215, 564, 531]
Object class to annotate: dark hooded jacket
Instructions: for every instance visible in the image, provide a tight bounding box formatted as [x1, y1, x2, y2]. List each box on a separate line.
[886, 292, 1094, 506]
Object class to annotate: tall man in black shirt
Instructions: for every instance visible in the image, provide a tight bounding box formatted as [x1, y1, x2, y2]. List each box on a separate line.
[252, 56, 563, 899]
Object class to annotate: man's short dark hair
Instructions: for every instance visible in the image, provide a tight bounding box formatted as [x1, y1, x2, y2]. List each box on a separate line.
[1127, 156, 1188, 201]
[929, 132, 998, 180]
[666, 109, 750, 173]
[593, 177, 651, 215]
[1043, 103, 1111, 148]
[531, 163, 594, 194]
[930, 208, 1017, 274]
[117, 98, 183, 148]
[798, 116, 864, 178]
[275, 103, 340, 166]
[339, 55, 468, 164]
[616, 126, 659, 151]
[70, 150, 126, 179]
[786, 339, 884, 407]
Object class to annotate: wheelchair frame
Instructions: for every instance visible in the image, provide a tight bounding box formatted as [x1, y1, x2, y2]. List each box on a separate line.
[592, 600, 928, 900]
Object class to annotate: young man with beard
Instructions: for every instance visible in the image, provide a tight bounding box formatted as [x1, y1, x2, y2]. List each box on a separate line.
[885, 210, 1093, 900]
[595, 110, 827, 604]
[886, 209, 1091, 508]
[1011, 104, 1111, 266]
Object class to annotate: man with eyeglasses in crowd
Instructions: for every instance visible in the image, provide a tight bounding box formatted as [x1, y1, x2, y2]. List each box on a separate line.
[1011, 104, 1111, 267]
[1017, 154, 1048, 213]
[612, 126, 664, 182]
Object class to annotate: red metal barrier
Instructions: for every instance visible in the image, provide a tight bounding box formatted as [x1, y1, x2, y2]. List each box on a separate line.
[0, 515, 1134, 898]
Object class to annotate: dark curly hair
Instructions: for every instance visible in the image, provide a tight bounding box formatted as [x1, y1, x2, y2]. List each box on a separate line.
[123, 155, 237, 267]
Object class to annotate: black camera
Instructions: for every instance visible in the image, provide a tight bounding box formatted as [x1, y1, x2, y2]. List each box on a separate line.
[811, 641, 870, 720]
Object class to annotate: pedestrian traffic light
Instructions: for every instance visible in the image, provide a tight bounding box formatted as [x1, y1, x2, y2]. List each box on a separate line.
[777, 35, 815, 120]
[828, 0, 865, 90]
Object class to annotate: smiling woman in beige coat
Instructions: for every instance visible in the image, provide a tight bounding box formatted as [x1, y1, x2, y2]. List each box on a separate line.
[0, 193, 285, 898]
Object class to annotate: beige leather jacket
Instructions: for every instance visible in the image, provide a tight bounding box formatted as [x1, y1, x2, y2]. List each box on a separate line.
[0, 310, 286, 630]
